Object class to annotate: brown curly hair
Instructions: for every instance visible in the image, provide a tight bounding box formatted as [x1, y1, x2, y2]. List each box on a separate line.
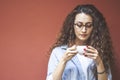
[50, 4, 114, 75]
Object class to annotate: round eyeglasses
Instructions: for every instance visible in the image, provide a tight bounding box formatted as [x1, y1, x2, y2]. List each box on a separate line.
[74, 22, 93, 28]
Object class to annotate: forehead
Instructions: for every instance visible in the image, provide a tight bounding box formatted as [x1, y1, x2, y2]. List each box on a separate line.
[74, 13, 93, 23]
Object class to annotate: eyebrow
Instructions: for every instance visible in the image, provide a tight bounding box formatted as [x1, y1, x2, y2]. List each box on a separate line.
[76, 21, 92, 23]
[74, 21, 93, 23]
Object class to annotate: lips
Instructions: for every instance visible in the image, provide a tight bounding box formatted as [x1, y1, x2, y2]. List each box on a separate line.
[80, 34, 87, 37]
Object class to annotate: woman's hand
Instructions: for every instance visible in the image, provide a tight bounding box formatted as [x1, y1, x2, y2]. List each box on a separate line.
[84, 46, 108, 80]
[52, 45, 78, 80]
[61, 45, 78, 62]
[84, 46, 101, 64]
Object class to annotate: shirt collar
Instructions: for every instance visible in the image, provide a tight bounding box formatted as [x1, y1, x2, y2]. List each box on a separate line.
[60, 45, 68, 50]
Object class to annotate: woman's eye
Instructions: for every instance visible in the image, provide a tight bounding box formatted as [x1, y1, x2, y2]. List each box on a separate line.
[77, 24, 82, 27]
[86, 23, 93, 28]
[76, 23, 82, 28]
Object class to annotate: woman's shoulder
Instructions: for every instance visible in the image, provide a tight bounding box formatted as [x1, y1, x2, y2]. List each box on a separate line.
[50, 45, 68, 60]
[52, 45, 68, 51]
[51, 45, 68, 55]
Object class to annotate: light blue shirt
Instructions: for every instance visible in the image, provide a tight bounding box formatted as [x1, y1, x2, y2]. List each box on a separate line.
[46, 45, 112, 80]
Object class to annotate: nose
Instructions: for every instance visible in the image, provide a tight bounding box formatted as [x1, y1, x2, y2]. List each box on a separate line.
[81, 27, 87, 33]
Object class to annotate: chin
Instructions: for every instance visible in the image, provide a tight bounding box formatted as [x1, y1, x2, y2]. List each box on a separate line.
[79, 37, 88, 41]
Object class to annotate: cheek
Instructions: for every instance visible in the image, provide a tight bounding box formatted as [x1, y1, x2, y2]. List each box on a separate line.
[74, 28, 80, 35]
[88, 28, 93, 34]
[86, 29, 93, 39]
[88, 30, 92, 34]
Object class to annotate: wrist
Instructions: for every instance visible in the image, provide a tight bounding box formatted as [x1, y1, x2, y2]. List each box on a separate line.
[95, 56, 102, 66]
[97, 70, 106, 74]
[60, 58, 68, 64]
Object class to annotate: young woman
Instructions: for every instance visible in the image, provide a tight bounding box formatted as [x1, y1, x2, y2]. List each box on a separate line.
[46, 4, 113, 80]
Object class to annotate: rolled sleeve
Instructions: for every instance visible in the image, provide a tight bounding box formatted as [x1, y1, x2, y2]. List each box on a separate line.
[108, 68, 112, 80]
[46, 48, 60, 80]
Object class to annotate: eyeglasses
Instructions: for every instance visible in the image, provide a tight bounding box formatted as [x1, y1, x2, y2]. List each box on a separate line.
[74, 22, 93, 28]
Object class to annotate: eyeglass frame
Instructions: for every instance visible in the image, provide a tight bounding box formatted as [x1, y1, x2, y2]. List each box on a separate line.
[74, 22, 93, 29]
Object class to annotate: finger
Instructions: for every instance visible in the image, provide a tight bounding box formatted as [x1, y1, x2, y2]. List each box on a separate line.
[68, 45, 77, 51]
[84, 48, 95, 53]
[85, 55, 98, 60]
[68, 50, 78, 54]
[87, 46, 96, 50]
[86, 46, 98, 53]
[84, 52, 98, 57]
[67, 51, 78, 58]
[67, 52, 77, 56]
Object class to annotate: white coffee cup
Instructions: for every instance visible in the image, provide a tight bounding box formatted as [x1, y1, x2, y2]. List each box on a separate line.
[76, 46, 87, 55]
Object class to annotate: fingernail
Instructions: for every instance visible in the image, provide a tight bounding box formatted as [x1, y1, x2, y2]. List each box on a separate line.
[84, 48, 86, 51]
[87, 46, 89, 48]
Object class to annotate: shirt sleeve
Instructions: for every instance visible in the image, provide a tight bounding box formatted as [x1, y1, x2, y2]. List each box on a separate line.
[108, 67, 112, 80]
[46, 48, 60, 80]
[46, 74, 53, 80]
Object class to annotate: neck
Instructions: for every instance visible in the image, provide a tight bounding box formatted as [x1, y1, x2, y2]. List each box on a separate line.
[75, 39, 85, 45]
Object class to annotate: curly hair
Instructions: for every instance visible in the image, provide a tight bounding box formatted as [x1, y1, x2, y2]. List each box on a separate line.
[50, 4, 114, 75]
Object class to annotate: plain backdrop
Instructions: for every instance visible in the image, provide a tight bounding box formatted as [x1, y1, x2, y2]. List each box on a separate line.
[0, 0, 120, 80]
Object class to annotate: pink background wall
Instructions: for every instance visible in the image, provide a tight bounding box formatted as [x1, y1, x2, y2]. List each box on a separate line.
[0, 0, 120, 80]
